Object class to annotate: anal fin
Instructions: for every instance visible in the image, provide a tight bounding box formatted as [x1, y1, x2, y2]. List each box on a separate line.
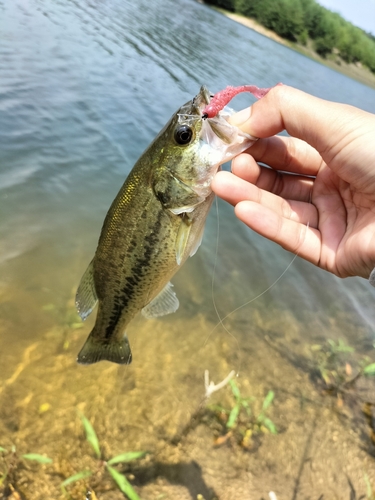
[142, 282, 179, 319]
[76, 260, 98, 321]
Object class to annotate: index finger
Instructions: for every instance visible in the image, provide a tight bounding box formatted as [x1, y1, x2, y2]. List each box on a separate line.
[247, 135, 323, 177]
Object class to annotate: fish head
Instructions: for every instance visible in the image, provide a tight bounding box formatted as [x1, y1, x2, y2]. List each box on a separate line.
[156, 86, 257, 199]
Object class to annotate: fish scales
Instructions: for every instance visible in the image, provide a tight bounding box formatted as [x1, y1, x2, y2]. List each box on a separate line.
[94, 174, 180, 336]
[75, 86, 258, 365]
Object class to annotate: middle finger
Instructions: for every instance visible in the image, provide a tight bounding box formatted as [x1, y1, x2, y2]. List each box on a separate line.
[232, 153, 314, 203]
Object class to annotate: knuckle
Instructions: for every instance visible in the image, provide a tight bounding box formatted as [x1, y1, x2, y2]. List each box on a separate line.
[291, 226, 307, 255]
[270, 170, 285, 196]
[282, 137, 297, 171]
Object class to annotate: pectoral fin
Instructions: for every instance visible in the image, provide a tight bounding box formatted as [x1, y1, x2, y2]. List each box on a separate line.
[142, 282, 179, 318]
[76, 260, 98, 321]
[175, 213, 192, 265]
[189, 223, 205, 258]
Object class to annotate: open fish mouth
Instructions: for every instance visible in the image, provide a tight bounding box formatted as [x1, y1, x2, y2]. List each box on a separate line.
[176, 86, 212, 127]
[193, 85, 212, 114]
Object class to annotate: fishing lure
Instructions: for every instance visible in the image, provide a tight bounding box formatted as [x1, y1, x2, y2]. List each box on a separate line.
[202, 84, 274, 119]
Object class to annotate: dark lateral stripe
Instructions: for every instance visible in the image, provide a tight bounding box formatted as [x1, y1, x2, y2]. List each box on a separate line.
[103, 211, 163, 340]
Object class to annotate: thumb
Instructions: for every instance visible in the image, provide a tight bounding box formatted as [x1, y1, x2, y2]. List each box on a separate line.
[230, 84, 375, 185]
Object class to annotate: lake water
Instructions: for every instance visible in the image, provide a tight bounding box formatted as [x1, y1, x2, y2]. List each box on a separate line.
[1, 0, 375, 498]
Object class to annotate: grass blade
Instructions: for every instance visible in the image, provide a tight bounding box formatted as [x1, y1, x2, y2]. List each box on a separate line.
[107, 465, 141, 500]
[337, 339, 354, 352]
[262, 391, 275, 411]
[263, 417, 278, 435]
[364, 473, 374, 499]
[209, 404, 229, 414]
[61, 470, 93, 488]
[22, 454, 52, 464]
[108, 451, 147, 465]
[0, 447, 7, 453]
[364, 363, 375, 376]
[229, 380, 241, 400]
[226, 404, 240, 429]
[241, 399, 253, 417]
[79, 414, 101, 458]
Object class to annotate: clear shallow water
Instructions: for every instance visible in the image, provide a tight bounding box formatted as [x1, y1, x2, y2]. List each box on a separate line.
[1, 0, 375, 498]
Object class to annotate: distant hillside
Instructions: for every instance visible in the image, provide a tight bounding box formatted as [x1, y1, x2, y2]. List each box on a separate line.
[204, 0, 375, 75]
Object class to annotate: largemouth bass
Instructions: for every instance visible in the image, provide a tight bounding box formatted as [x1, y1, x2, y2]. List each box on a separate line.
[75, 86, 257, 365]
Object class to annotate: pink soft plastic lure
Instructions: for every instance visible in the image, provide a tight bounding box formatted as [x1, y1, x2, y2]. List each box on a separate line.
[202, 84, 273, 119]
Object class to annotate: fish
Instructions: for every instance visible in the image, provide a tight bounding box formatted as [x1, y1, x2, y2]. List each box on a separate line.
[75, 85, 257, 365]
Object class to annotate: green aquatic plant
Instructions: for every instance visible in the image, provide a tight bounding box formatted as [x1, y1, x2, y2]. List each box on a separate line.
[61, 413, 147, 500]
[0, 445, 52, 491]
[359, 342, 375, 379]
[225, 379, 254, 430]
[311, 338, 354, 389]
[310, 339, 375, 395]
[364, 473, 375, 500]
[209, 380, 277, 448]
[255, 390, 278, 435]
[360, 352, 375, 377]
[42, 299, 83, 352]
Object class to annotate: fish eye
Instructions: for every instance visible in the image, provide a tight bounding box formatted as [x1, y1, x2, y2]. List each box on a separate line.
[174, 125, 194, 145]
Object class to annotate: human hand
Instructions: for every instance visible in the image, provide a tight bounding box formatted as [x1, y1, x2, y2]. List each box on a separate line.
[211, 85, 375, 280]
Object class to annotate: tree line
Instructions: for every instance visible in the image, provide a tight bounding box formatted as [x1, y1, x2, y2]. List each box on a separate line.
[204, 0, 375, 74]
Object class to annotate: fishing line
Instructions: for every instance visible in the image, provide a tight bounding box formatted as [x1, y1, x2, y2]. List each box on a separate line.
[206, 197, 311, 371]
[209, 196, 242, 375]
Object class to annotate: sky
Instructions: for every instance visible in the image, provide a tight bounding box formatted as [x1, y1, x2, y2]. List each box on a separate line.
[317, 0, 375, 34]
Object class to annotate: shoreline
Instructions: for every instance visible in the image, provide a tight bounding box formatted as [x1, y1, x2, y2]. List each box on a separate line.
[213, 7, 375, 90]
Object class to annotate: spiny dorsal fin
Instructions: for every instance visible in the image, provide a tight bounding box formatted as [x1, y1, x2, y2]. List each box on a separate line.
[75, 260, 98, 321]
[141, 282, 179, 319]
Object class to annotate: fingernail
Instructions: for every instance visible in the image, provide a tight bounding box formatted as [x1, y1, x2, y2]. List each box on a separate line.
[229, 107, 252, 127]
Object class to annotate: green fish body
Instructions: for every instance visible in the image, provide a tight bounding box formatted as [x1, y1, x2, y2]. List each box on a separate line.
[75, 86, 256, 365]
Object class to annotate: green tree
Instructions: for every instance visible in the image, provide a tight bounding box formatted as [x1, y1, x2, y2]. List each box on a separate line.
[361, 38, 375, 72]
[300, 0, 325, 38]
[234, 0, 261, 18]
[205, 0, 235, 11]
[251, 0, 304, 41]
[215, 0, 375, 74]
[310, 10, 341, 56]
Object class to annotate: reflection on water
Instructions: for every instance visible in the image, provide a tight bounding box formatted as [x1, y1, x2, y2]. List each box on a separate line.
[1, 0, 375, 497]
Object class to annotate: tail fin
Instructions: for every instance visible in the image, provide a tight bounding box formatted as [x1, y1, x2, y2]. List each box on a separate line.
[77, 333, 132, 365]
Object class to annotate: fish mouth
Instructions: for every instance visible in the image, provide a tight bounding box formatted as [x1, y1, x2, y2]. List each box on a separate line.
[177, 86, 211, 127]
[195, 85, 212, 111]
[178, 86, 255, 146]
